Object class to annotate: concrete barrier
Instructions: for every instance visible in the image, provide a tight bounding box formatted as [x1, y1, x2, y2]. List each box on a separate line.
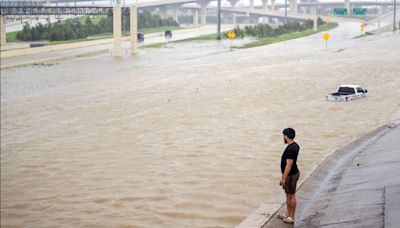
[0, 49, 108, 69]
[0, 26, 204, 59]
[0, 38, 117, 58]
[0, 43, 30, 51]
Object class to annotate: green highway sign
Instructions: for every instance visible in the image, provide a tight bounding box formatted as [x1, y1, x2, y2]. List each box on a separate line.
[353, 8, 367, 15]
[333, 8, 348, 16]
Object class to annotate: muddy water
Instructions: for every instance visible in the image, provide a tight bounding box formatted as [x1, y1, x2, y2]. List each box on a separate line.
[1, 22, 400, 227]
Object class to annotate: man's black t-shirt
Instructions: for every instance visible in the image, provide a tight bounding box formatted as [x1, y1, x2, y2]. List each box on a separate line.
[281, 142, 300, 175]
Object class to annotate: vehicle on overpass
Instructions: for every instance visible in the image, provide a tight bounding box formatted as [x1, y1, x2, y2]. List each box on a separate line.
[326, 85, 368, 102]
[165, 30, 172, 39]
[137, 33, 144, 43]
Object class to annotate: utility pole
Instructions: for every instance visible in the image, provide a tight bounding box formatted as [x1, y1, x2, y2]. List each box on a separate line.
[394, 0, 397, 31]
[217, 0, 221, 40]
[284, 0, 288, 24]
[123, 0, 125, 35]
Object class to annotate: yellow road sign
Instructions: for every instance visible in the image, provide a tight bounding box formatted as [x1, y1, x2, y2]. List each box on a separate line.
[227, 31, 236, 39]
[324, 17, 331, 23]
[360, 23, 367, 31]
[323, 33, 330, 41]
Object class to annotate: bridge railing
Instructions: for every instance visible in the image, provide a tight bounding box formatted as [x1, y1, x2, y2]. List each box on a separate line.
[0, 5, 131, 16]
[0, 1, 47, 7]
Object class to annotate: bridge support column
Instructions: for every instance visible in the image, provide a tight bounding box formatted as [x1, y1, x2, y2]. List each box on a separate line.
[158, 7, 168, 19]
[270, 0, 276, 11]
[198, 1, 210, 25]
[377, 6, 384, 29]
[262, 0, 268, 10]
[289, 0, 298, 14]
[261, 0, 268, 23]
[345, 0, 351, 15]
[313, 15, 318, 31]
[113, 3, 122, 57]
[130, 6, 137, 55]
[249, 0, 254, 9]
[311, 6, 316, 15]
[379, 5, 387, 15]
[233, 13, 237, 25]
[269, 17, 274, 23]
[193, 9, 199, 25]
[228, 0, 239, 8]
[1, 16, 6, 48]
[173, 8, 180, 24]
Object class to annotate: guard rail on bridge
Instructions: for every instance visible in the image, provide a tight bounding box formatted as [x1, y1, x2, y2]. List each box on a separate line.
[0, 1, 130, 15]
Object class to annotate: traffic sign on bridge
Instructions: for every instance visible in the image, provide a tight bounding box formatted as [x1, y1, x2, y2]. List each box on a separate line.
[333, 8, 348, 16]
[353, 8, 367, 16]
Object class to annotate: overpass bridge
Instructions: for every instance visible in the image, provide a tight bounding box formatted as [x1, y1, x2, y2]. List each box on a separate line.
[1, 0, 398, 56]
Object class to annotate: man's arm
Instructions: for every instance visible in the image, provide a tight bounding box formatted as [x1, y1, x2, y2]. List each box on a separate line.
[279, 159, 293, 186]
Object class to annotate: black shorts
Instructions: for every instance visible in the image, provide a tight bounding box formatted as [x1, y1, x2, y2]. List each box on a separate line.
[284, 171, 300, 194]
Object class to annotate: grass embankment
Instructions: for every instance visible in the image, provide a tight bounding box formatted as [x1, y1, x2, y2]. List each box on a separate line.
[46, 33, 116, 45]
[174, 33, 218, 42]
[353, 32, 374, 39]
[142, 33, 218, 48]
[238, 23, 338, 49]
[142, 43, 166, 48]
[144, 22, 339, 49]
[6, 26, 182, 46]
[46, 26, 182, 45]
[345, 15, 376, 22]
[6, 31, 18, 42]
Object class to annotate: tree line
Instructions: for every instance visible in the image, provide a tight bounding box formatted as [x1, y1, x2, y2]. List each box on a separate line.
[16, 12, 178, 42]
[232, 18, 326, 39]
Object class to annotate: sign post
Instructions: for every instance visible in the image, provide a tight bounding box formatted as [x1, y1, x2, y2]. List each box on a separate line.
[360, 23, 367, 34]
[227, 31, 236, 50]
[323, 33, 330, 49]
[394, 0, 397, 31]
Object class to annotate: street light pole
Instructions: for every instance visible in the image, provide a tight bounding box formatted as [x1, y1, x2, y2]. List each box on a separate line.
[394, 0, 397, 31]
[217, 0, 221, 40]
[284, 0, 288, 24]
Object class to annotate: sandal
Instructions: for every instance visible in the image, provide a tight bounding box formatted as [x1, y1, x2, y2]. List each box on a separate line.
[283, 216, 294, 224]
[277, 212, 288, 219]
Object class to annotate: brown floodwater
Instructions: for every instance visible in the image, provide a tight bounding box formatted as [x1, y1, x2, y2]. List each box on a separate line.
[1, 21, 400, 227]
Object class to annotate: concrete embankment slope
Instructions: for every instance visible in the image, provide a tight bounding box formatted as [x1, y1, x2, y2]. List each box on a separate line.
[263, 122, 400, 228]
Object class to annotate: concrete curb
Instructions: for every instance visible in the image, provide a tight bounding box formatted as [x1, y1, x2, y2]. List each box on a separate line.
[0, 49, 108, 69]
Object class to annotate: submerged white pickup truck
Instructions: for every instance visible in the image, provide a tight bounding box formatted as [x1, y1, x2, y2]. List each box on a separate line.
[326, 85, 368, 102]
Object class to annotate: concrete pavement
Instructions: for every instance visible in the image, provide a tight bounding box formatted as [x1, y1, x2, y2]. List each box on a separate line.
[263, 122, 400, 228]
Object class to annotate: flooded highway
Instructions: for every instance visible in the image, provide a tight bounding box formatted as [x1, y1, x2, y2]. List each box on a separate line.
[1, 21, 400, 227]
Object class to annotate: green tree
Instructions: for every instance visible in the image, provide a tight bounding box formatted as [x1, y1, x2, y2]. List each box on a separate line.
[84, 17, 95, 35]
[16, 23, 32, 41]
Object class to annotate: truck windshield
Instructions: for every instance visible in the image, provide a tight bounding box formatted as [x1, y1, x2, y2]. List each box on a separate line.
[338, 87, 355, 94]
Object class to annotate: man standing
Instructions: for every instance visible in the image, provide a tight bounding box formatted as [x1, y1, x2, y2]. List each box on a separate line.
[278, 128, 300, 224]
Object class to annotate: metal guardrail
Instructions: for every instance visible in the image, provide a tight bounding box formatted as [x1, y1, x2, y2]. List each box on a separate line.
[0, 3, 130, 15]
[0, 1, 47, 7]
[1, 6, 114, 15]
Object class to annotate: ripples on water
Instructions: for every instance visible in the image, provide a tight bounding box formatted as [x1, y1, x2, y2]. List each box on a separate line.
[1, 28, 400, 227]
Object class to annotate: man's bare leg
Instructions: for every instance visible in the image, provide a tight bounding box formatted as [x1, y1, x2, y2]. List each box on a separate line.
[287, 193, 296, 218]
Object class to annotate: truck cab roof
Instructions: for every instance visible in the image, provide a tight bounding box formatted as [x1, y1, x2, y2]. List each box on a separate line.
[340, 85, 362, 88]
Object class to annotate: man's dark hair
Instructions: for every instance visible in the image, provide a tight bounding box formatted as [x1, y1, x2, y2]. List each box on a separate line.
[283, 128, 296, 139]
